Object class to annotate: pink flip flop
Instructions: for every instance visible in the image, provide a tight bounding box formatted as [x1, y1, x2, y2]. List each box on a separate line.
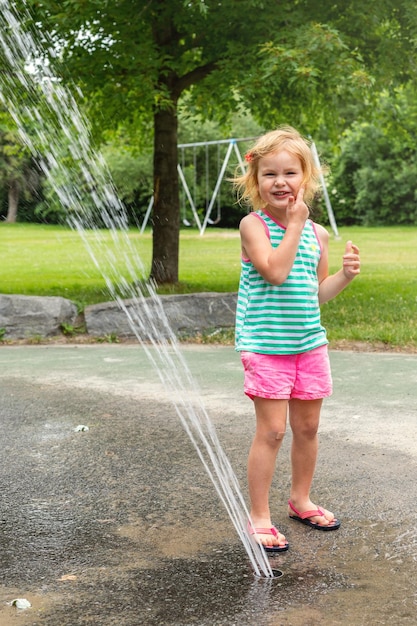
[247, 521, 289, 552]
[288, 500, 341, 531]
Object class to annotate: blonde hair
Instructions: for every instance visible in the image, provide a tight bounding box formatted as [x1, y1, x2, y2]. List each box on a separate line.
[234, 125, 321, 210]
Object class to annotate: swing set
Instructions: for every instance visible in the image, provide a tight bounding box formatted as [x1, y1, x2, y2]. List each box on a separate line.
[140, 137, 249, 235]
[140, 137, 339, 237]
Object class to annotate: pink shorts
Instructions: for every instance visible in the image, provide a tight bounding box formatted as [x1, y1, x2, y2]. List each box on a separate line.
[241, 345, 332, 401]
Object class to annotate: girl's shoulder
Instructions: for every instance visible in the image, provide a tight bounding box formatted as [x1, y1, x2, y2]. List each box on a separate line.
[239, 211, 271, 242]
[310, 221, 330, 246]
[239, 210, 265, 229]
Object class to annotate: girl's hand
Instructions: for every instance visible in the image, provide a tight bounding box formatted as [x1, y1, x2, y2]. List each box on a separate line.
[343, 240, 360, 279]
[286, 186, 309, 227]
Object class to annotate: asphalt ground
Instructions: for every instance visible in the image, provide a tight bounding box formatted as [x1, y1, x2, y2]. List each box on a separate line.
[0, 344, 416, 625]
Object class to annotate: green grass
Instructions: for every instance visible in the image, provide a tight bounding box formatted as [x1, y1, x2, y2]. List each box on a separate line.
[320, 227, 417, 349]
[1, 222, 417, 349]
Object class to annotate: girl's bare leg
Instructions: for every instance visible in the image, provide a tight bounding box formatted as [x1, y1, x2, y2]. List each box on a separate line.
[288, 398, 336, 525]
[248, 397, 288, 548]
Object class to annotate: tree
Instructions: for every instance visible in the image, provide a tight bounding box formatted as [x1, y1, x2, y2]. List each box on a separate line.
[14, 0, 417, 282]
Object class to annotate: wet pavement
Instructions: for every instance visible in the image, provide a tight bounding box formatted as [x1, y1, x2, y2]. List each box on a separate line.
[0, 344, 416, 625]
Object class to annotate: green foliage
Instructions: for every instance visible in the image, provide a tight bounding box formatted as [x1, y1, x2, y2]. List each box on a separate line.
[0, 110, 40, 222]
[244, 23, 374, 137]
[99, 133, 153, 226]
[5, 2, 416, 117]
[18, 0, 392, 140]
[95, 333, 120, 344]
[59, 322, 86, 336]
[329, 85, 417, 225]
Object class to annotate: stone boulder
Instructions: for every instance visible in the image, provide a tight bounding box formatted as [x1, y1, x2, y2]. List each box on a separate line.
[84, 292, 238, 339]
[0, 295, 79, 340]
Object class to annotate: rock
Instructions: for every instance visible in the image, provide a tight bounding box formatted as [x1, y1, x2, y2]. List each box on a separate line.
[84, 292, 237, 339]
[0, 293, 238, 341]
[0, 295, 78, 340]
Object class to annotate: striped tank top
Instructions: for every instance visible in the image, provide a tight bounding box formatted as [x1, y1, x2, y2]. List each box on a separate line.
[235, 210, 328, 355]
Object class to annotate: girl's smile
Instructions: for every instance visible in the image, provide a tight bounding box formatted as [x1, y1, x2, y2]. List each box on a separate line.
[257, 150, 304, 214]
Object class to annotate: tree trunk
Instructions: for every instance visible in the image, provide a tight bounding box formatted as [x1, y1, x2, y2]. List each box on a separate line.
[150, 105, 180, 284]
[6, 179, 19, 223]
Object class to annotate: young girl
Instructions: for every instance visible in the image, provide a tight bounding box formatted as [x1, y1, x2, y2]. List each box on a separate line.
[234, 126, 360, 552]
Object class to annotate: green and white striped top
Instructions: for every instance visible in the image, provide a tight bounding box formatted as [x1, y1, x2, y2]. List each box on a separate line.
[235, 210, 328, 355]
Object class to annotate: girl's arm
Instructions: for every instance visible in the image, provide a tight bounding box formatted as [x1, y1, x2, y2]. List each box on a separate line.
[315, 224, 361, 304]
[240, 188, 309, 285]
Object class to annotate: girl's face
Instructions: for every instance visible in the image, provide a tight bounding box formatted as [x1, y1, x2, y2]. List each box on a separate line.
[257, 150, 304, 212]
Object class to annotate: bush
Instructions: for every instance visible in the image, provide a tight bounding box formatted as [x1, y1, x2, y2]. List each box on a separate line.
[329, 87, 417, 226]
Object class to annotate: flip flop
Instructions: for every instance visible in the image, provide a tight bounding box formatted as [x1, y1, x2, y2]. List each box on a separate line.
[247, 522, 289, 552]
[288, 500, 341, 531]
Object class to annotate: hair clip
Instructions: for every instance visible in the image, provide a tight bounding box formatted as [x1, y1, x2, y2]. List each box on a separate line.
[244, 152, 253, 162]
